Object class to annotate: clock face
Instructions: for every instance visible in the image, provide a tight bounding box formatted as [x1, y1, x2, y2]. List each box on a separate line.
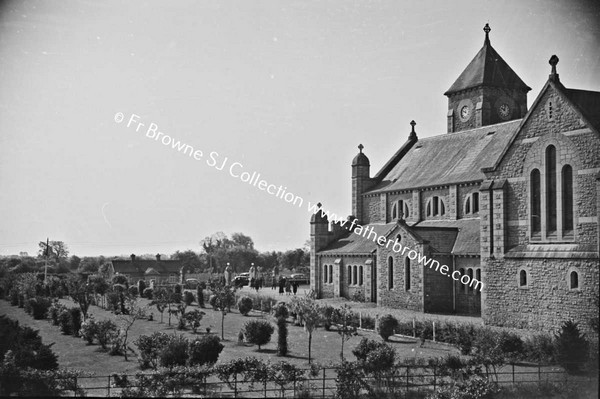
[460, 105, 470, 120]
[499, 103, 511, 119]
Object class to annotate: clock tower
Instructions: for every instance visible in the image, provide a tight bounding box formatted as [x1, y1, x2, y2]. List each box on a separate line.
[445, 24, 531, 133]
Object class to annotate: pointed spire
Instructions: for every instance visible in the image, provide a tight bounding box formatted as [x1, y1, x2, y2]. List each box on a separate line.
[549, 54, 560, 82]
[408, 120, 417, 140]
[483, 23, 491, 45]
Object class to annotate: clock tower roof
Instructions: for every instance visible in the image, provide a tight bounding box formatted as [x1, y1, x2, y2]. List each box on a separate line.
[444, 24, 531, 96]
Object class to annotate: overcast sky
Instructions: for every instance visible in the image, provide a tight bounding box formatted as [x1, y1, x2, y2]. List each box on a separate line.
[0, 0, 599, 257]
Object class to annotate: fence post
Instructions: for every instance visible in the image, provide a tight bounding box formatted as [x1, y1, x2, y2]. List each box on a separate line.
[322, 368, 326, 398]
[359, 312, 362, 329]
[73, 377, 77, 397]
[512, 363, 515, 385]
[432, 321, 436, 342]
[107, 375, 111, 397]
[412, 318, 416, 338]
[264, 379, 267, 398]
[406, 366, 409, 392]
[537, 364, 541, 386]
[234, 373, 238, 398]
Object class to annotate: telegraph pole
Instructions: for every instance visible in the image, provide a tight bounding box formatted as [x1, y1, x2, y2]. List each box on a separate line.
[43, 237, 49, 286]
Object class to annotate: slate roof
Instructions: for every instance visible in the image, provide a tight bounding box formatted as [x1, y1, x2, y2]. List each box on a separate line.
[563, 88, 600, 131]
[445, 40, 530, 95]
[412, 219, 481, 256]
[318, 223, 398, 255]
[368, 120, 520, 193]
[112, 258, 183, 275]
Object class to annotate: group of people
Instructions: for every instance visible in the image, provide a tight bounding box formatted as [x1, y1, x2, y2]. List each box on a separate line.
[272, 276, 298, 295]
[249, 277, 263, 292]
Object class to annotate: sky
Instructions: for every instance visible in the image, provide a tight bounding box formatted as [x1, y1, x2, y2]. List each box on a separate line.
[0, 0, 599, 257]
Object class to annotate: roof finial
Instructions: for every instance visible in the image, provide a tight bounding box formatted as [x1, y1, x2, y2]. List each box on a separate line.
[483, 23, 491, 45]
[409, 120, 417, 140]
[358, 143, 364, 153]
[549, 54, 560, 82]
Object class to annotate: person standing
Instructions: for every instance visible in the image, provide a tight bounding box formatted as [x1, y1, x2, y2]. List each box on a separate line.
[292, 281, 298, 295]
[285, 280, 291, 296]
[278, 276, 285, 295]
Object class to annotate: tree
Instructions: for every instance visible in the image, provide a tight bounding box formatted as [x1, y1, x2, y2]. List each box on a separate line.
[201, 232, 231, 273]
[151, 288, 169, 323]
[231, 233, 254, 249]
[116, 297, 147, 361]
[38, 240, 69, 261]
[290, 295, 322, 363]
[555, 320, 589, 373]
[277, 316, 288, 356]
[67, 275, 94, 320]
[336, 304, 359, 360]
[69, 255, 81, 271]
[208, 281, 237, 340]
[78, 257, 104, 274]
[88, 274, 110, 309]
[184, 309, 206, 333]
[244, 320, 274, 351]
[171, 250, 203, 273]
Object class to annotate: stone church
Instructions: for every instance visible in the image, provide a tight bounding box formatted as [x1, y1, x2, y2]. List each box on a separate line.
[309, 24, 600, 331]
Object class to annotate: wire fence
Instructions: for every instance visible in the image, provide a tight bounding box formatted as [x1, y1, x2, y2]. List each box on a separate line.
[60, 362, 598, 398]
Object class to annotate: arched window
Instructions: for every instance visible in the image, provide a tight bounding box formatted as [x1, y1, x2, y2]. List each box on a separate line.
[324, 265, 328, 283]
[472, 193, 479, 213]
[467, 268, 474, 293]
[388, 257, 394, 289]
[562, 165, 573, 234]
[391, 202, 398, 220]
[432, 196, 439, 215]
[475, 269, 481, 295]
[530, 169, 541, 236]
[353, 265, 358, 285]
[329, 265, 333, 284]
[465, 197, 471, 214]
[546, 145, 557, 234]
[359, 266, 363, 286]
[570, 270, 579, 289]
[427, 196, 446, 217]
[404, 258, 411, 291]
[347, 265, 352, 285]
[519, 269, 527, 287]
[426, 202, 431, 216]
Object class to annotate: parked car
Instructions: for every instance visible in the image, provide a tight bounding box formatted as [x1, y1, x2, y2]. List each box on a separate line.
[232, 275, 249, 287]
[289, 273, 309, 285]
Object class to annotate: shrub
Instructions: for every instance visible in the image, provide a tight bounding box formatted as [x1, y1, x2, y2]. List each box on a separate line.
[498, 331, 524, 362]
[555, 320, 588, 373]
[523, 333, 556, 363]
[174, 284, 182, 295]
[28, 297, 52, 320]
[273, 302, 289, 319]
[188, 335, 224, 366]
[58, 309, 73, 335]
[9, 288, 19, 306]
[69, 307, 82, 336]
[0, 315, 59, 371]
[353, 337, 385, 362]
[209, 294, 218, 310]
[244, 320, 274, 350]
[277, 316, 288, 356]
[106, 291, 121, 312]
[184, 309, 205, 333]
[361, 315, 376, 330]
[80, 317, 98, 344]
[137, 280, 146, 296]
[134, 332, 171, 370]
[143, 287, 153, 299]
[183, 291, 195, 306]
[159, 335, 189, 368]
[237, 296, 253, 316]
[377, 314, 398, 341]
[321, 305, 336, 331]
[196, 285, 205, 308]
[96, 319, 118, 350]
[47, 301, 66, 326]
[128, 286, 139, 298]
[454, 324, 477, 355]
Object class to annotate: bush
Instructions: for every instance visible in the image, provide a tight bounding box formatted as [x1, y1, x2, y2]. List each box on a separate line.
[137, 280, 146, 296]
[498, 331, 524, 362]
[277, 316, 288, 356]
[244, 320, 274, 350]
[0, 315, 59, 371]
[361, 315, 376, 330]
[237, 296, 253, 316]
[135, 332, 171, 370]
[58, 309, 73, 335]
[523, 333, 556, 363]
[9, 288, 19, 306]
[188, 335, 224, 366]
[47, 301, 66, 326]
[184, 309, 205, 333]
[159, 335, 189, 368]
[454, 324, 477, 355]
[273, 302, 289, 319]
[174, 284, 182, 295]
[183, 291, 195, 306]
[377, 314, 398, 341]
[321, 305, 336, 331]
[555, 320, 588, 373]
[96, 319, 118, 350]
[209, 294, 218, 310]
[128, 286, 139, 298]
[80, 317, 98, 344]
[28, 297, 52, 320]
[196, 286, 205, 308]
[69, 307, 82, 336]
[143, 287, 153, 299]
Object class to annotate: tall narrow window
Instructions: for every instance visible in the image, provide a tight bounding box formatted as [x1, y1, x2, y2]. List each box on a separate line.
[432, 196, 439, 215]
[353, 265, 358, 285]
[472, 193, 479, 213]
[519, 270, 527, 287]
[404, 258, 411, 291]
[391, 202, 398, 220]
[570, 271, 579, 289]
[475, 269, 481, 295]
[530, 169, 541, 235]
[324, 265, 328, 283]
[465, 197, 471, 214]
[562, 165, 573, 234]
[329, 265, 333, 284]
[546, 145, 557, 234]
[347, 265, 352, 285]
[388, 257, 394, 289]
[359, 266, 363, 286]
[426, 202, 431, 216]
[468, 268, 474, 293]
[440, 200, 446, 215]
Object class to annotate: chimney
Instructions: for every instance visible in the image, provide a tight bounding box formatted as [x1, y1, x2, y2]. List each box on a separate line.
[156, 253, 161, 261]
[130, 254, 136, 262]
